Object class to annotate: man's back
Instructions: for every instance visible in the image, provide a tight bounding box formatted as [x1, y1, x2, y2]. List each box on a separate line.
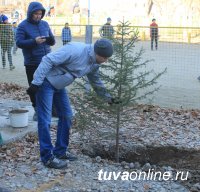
[100, 17, 114, 38]
[0, 24, 14, 48]
[150, 21, 158, 36]
[101, 23, 114, 38]
[32, 42, 98, 89]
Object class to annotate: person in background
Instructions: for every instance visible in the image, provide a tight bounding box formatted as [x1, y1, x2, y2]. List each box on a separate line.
[150, 18, 159, 50]
[99, 17, 114, 39]
[0, 13, 7, 23]
[16, 1, 55, 121]
[12, 21, 18, 55]
[61, 22, 72, 45]
[26, 38, 118, 169]
[0, 15, 15, 70]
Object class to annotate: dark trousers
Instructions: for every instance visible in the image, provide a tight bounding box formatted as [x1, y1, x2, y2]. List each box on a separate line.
[63, 41, 70, 45]
[151, 35, 158, 50]
[25, 65, 38, 107]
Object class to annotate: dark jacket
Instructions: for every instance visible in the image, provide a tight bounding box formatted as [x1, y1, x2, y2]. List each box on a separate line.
[99, 23, 114, 38]
[61, 27, 72, 42]
[16, 2, 55, 66]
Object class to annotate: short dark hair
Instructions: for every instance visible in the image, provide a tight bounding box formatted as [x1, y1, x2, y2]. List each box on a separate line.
[152, 18, 156, 22]
[65, 22, 69, 25]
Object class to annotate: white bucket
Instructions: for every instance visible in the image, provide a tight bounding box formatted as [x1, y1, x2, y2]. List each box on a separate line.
[9, 109, 29, 128]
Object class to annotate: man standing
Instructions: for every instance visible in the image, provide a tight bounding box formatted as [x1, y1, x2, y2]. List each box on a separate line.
[61, 22, 72, 45]
[99, 17, 114, 39]
[16, 2, 55, 120]
[150, 18, 159, 50]
[27, 39, 117, 169]
[12, 21, 18, 55]
[0, 15, 15, 70]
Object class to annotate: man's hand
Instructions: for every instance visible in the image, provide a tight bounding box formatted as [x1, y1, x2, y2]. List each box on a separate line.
[45, 36, 55, 45]
[108, 97, 122, 105]
[35, 36, 46, 44]
[26, 84, 40, 96]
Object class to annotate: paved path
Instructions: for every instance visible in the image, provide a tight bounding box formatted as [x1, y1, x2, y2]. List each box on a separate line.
[0, 37, 200, 109]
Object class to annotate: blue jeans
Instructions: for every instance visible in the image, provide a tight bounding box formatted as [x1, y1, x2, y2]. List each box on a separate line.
[36, 79, 73, 163]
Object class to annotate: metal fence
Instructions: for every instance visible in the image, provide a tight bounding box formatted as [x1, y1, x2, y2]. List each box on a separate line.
[0, 24, 200, 109]
[52, 25, 200, 44]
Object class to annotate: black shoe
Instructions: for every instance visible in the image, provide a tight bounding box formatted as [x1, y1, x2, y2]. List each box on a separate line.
[44, 156, 68, 169]
[10, 65, 15, 70]
[57, 152, 78, 161]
